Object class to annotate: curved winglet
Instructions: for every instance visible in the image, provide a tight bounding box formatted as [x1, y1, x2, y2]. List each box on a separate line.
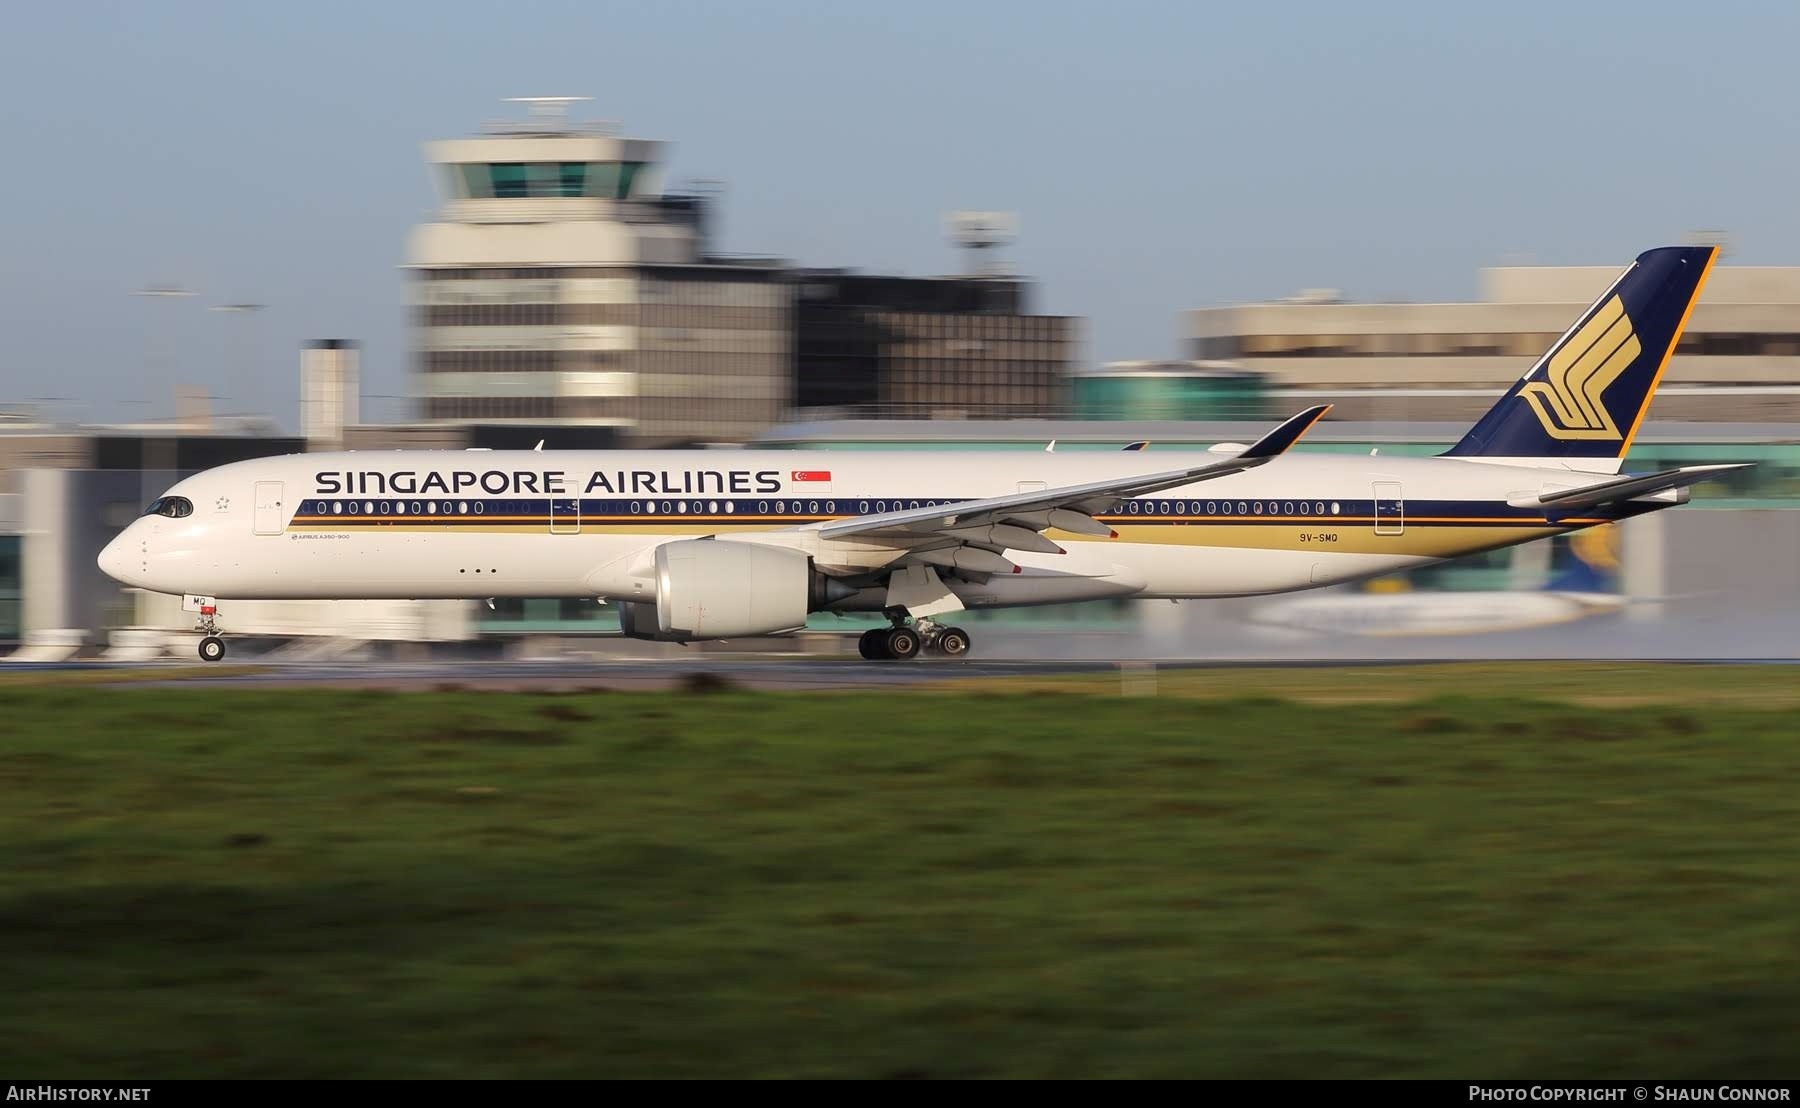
[1240, 403, 1331, 459]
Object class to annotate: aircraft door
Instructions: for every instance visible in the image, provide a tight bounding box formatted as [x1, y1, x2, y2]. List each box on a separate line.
[550, 496, 581, 534]
[1373, 481, 1404, 536]
[253, 481, 286, 535]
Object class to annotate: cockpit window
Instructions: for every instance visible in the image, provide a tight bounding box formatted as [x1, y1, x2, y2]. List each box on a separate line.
[143, 496, 192, 518]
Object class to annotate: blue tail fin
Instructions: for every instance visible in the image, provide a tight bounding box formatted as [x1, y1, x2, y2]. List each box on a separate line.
[1442, 245, 1718, 472]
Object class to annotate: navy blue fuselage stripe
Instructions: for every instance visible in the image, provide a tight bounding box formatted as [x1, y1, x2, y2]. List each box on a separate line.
[286, 495, 1655, 526]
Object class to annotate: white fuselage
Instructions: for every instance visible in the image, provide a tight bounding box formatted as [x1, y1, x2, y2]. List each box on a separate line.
[98, 447, 1644, 614]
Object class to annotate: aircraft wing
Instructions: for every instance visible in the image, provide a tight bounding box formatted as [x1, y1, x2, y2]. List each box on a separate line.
[1513, 463, 1752, 513]
[804, 405, 1329, 565]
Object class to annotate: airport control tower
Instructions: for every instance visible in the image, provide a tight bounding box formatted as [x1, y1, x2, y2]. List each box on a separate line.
[405, 98, 792, 445]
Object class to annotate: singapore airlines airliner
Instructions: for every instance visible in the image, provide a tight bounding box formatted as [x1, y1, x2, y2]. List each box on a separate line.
[100, 245, 1745, 662]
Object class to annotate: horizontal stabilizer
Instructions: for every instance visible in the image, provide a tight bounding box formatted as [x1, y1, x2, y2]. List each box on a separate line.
[1509, 464, 1751, 513]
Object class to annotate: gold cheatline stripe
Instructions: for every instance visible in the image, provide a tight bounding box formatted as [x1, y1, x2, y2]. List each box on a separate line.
[290, 513, 1602, 527]
[284, 520, 1581, 557]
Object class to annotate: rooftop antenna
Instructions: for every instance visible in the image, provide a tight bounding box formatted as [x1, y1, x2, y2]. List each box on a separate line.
[506, 96, 592, 119]
[944, 211, 1018, 277]
[495, 97, 612, 135]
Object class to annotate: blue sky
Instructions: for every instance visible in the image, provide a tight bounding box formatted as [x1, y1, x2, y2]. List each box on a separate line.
[2, 0, 1793, 430]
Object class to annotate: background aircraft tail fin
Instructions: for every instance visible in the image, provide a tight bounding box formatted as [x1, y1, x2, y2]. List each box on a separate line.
[1441, 245, 1718, 473]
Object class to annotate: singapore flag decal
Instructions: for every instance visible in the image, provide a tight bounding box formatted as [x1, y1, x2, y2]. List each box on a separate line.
[791, 470, 831, 482]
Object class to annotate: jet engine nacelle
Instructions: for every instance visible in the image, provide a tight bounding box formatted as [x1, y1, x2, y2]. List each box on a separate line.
[615, 538, 855, 642]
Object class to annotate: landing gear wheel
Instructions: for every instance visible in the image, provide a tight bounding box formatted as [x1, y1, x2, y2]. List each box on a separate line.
[858, 629, 889, 660]
[935, 627, 971, 658]
[198, 635, 226, 662]
[884, 626, 921, 660]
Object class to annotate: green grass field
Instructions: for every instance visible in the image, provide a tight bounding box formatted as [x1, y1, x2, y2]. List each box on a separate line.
[3, 665, 1799, 1078]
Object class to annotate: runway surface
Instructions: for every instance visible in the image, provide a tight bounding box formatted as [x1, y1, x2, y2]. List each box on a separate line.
[0, 656, 1216, 691]
[3, 654, 1795, 691]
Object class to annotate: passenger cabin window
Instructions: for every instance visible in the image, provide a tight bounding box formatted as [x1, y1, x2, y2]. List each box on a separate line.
[143, 496, 192, 518]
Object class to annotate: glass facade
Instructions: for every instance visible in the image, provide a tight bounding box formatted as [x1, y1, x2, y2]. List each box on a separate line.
[0, 535, 18, 645]
[792, 272, 1075, 419]
[448, 162, 647, 200]
[1072, 371, 1269, 421]
[480, 598, 620, 635]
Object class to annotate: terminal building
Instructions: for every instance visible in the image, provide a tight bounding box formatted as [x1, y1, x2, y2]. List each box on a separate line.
[792, 268, 1076, 421]
[1187, 252, 1800, 423]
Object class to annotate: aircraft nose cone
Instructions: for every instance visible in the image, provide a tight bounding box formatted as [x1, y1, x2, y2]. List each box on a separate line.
[98, 533, 135, 585]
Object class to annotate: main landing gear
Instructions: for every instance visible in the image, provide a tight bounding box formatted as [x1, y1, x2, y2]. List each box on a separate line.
[196, 601, 227, 662]
[857, 611, 972, 661]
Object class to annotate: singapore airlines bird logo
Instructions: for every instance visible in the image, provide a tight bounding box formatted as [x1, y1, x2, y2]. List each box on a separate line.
[1518, 294, 1640, 440]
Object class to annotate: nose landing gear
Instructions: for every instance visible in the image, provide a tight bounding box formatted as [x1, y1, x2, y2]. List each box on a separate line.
[195, 601, 226, 662]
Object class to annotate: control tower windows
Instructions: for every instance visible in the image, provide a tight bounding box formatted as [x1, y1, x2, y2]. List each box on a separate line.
[448, 162, 648, 200]
[491, 163, 531, 198]
[456, 165, 492, 199]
